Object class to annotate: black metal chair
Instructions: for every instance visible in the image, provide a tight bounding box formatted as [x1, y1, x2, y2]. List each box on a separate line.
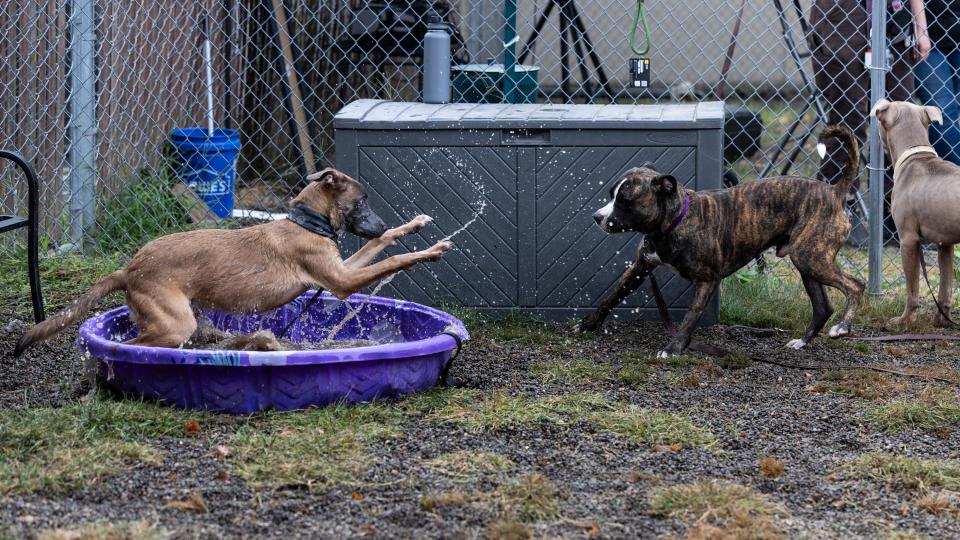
[0, 150, 45, 323]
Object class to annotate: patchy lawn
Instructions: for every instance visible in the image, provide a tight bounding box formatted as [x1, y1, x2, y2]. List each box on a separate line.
[4, 252, 960, 538]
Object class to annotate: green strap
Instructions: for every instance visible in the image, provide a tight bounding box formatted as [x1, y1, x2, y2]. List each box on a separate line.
[630, 0, 651, 56]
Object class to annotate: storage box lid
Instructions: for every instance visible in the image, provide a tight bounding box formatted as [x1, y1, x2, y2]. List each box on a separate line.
[334, 99, 724, 130]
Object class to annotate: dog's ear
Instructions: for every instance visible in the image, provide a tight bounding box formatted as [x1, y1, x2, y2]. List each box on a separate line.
[870, 99, 891, 120]
[923, 105, 944, 126]
[307, 168, 344, 191]
[651, 174, 678, 196]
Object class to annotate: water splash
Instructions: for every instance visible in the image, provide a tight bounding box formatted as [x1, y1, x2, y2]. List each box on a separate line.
[322, 187, 487, 341]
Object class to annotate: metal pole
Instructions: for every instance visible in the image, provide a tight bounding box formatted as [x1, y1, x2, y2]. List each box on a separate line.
[502, 0, 518, 104]
[67, 0, 97, 253]
[867, 0, 887, 293]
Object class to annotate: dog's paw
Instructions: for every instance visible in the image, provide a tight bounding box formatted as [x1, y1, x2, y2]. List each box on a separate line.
[574, 317, 600, 333]
[828, 323, 850, 338]
[423, 240, 453, 261]
[785, 338, 807, 350]
[657, 350, 672, 359]
[886, 313, 916, 330]
[407, 214, 433, 232]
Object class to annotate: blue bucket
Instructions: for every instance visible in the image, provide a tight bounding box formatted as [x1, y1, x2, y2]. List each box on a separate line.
[169, 128, 241, 218]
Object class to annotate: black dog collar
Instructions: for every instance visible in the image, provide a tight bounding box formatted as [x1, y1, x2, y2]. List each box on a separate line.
[287, 205, 337, 239]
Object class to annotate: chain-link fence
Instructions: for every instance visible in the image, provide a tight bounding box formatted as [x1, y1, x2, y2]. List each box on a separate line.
[0, 0, 952, 294]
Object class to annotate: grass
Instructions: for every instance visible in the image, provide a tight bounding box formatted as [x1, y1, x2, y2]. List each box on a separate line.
[0, 395, 200, 495]
[530, 358, 611, 384]
[421, 473, 560, 524]
[423, 451, 515, 480]
[811, 369, 908, 400]
[848, 453, 960, 491]
[721, 269, 907, 333]
[228, 403, 403, 489]
[916, 490, 960, 517]
[865, 388, 960, 432]
[406, 389, 715, 449]
[94, 168, 194, 255]
[34, 521, 169, 540]
[0, 249, 123, 315]
[493, 473, 560, 522]
[649, 480, 786, 539]
[717, 352, 753, 370]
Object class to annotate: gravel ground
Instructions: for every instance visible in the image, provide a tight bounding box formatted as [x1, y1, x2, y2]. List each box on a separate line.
[3, 302, 960, 539]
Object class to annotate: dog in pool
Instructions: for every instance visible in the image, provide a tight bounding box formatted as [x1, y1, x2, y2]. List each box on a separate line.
[15, 168, 451, 354]
[579, 126, 864, 356]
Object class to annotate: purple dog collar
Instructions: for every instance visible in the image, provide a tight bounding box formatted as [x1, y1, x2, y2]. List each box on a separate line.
[658, 192, 690, 236]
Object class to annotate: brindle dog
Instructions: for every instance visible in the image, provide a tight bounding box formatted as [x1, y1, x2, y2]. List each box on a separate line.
[579, 126, 865, 356]
[15, 168, 451, 354]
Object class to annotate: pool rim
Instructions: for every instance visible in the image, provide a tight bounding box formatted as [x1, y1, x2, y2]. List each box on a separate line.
[78, 292, 469, 367]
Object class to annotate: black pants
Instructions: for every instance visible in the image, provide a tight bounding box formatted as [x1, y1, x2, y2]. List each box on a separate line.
[810, 0, 914, 196]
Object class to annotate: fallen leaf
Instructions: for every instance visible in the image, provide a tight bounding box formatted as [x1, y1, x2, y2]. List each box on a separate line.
[184, 420, 200, 434]
[167, 491, 209, 513]
[670, 442, 683, 452]
[215, 470, 228, 481]
[831, 500, 845, 509]
[351, 492, 365, 501]
[759, 455, 785, 479]
[361, 524, 377, 536]
[655, 444, 674, 453]
[215, 445, 230, 460]
[900, 504, 910, 516]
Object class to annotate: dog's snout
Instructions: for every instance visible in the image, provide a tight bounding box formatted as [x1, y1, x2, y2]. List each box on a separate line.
[593, 211, 604, 225]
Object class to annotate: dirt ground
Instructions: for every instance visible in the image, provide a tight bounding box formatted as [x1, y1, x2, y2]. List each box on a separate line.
[3, 300, 960, 539]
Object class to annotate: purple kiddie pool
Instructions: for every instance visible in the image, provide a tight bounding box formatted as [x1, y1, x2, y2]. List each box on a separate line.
[78, 291, 469, 414]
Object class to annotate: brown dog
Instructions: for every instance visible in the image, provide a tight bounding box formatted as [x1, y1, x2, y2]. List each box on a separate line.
[580, 126, 865, 356]
[871, 99, 955, 328]
[15, 168, 451, 354]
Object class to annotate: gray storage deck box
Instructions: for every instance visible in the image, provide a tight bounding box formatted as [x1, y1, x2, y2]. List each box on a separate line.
[335, 100, 723, 323]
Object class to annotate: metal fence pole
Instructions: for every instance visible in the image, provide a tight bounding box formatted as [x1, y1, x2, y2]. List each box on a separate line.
[867, 0, 887, 294]
[67, 0, 97, 253]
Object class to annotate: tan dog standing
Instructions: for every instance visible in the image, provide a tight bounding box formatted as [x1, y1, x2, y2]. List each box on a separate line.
[871, 99, 955, 328]
[15, 168, 451, 354]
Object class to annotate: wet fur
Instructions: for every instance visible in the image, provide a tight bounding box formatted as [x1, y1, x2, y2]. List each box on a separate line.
[15, 168, 450, 354]
[581, 126, 865, 354]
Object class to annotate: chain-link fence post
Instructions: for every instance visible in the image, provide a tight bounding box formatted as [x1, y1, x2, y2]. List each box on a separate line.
[867, 0, 887, 294]
[66, 0, 97, 254]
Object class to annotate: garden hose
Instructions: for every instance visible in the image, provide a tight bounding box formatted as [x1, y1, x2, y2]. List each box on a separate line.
[630, 0, 651, 56]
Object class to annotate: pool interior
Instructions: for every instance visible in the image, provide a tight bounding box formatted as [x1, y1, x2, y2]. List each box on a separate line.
[97, 294, 456, 347]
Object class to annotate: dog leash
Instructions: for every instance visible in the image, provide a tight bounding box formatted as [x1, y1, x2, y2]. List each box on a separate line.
[642, 253, 959, 385]
[276, 288, 325, 340]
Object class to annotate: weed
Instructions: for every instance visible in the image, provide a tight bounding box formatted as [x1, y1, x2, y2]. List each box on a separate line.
[406, 390, 715, 449]
[229, 403, 402, 489]
[916, 490, 960, 516]
[811, 369, 907, 400]
[865, 388, 960, 432]
[486, 520, 532, 540]
[848, 453, 960, 490]
[760, 455, 786, 479]
[494, 473, 559, 522]
[420, 490, 477, 511]
[617, 363, 652, 385]
[650, 480, 785, 539]
[423, 451, 514, 480]
[0, 395, 199, 495]
[590, 406, 716, 449]
[717, 352, 753, 370]
[530, 358, 611, 385]
[94, 168, 193, 255]
[34, 521, 168, 540]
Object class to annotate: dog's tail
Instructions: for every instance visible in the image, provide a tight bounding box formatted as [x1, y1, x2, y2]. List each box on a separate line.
[14, 270, 127, 356]
[819, 125, 860, 200]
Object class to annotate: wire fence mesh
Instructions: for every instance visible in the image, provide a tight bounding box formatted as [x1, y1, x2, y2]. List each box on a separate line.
[0, 0, 954, 297]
